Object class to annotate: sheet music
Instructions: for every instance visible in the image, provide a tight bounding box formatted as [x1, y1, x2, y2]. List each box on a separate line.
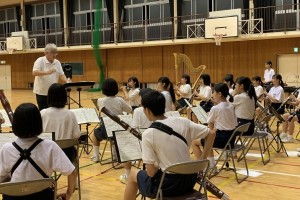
[113, 130, 142, 162]
[191, 105, 208, 124]
[102, 115, 132, 137]
[71, 108, 100, 124]
[0, 109, 12, 127]
[165, 111, 180, 117]
[0, 132, 54, 151]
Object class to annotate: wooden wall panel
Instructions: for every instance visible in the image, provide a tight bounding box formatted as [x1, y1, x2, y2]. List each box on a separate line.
[2, 37, 300, 89]
[141, 46, 162, 83]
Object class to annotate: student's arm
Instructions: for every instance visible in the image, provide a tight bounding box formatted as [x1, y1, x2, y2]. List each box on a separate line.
[145, 163, 159, 177]
[32, 69, 56, 76]
[59, 74, 67, 83]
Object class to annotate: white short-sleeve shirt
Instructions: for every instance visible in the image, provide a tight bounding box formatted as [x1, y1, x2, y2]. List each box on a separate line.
[33, 56, 65, 96]
[97, 96, 132, 115]
[142, 117, 209, 171]
[268, 86, 284, 102]
[255, 85, 264, 98]
[131, 107, 152, 129]
[41, 107, 81, 140]
[197, 85, 212, 101]
[0, 137, 75, 182]
[161, 91, 174, 112]
[207, 102, 237, 130]
[179, 84, 192, 98]
[264, 68, 275, 83]
[128, 88, 140, 107]
[232, 92, 255, 120]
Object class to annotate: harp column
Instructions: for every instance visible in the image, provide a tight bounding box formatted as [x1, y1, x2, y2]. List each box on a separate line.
[173, 0, 178, 39]
[113, 0, 119, 44]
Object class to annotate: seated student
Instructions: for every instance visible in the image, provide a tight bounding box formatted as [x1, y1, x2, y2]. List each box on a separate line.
[41, 83, 81, 161]
[91, 78, 132, 162]
[191, 83, 237, 169]
[280, 91, 300, 143]
[123, 90, 215, 200]
[232, 77, 256, 136]
[224, 74, 235, 95]
[252, 76, 264, 100]
[121, 77, 140, 110]
[157, 76, 176, 112]
[119, 88, 153, 184]
[174, 74, 192, 108]
[0, 103, 77, 200]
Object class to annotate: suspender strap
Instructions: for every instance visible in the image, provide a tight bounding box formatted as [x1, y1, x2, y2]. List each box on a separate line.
[149, 122, 188, 145]
[11, 138, 49, 178]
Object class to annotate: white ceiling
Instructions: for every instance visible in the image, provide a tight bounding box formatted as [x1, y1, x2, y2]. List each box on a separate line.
[0, 0, 39, 7]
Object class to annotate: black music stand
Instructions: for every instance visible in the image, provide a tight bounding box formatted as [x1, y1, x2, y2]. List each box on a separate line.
[266, 105, 288, 157]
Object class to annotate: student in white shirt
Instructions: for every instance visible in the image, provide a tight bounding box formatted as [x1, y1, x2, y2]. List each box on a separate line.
[263, 74, 285, 114]
[0, 112, 4, 124]
[263, 61, 275, 84]
[123, 90, 215, 200]
[224, 74, 235, 96]
[119, 88, 152, 184]
[193, 73, 213, 111]
[0, 103, 76, 200]
[121, 77, 140, 110]
[191, 83, 237, 168]
[92, 78, 132, 162]
[157, 76, 176, 112]
[280, 91, 300, 143]
[232, 77, 257, 136]
[174, 74, 192, 108]
[41, 83, 81, 161]
[252, 76, 264, 101]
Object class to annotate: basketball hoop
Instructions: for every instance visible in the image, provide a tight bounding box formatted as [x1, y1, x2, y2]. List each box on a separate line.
[7, 48, 15, 54]
[213, 34, 223, 46]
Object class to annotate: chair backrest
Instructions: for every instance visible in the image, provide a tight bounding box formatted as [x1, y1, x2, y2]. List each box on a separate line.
[0, 178, 56, 199]
[255, 115, 272, 131]
[156, 160, 209, 200]
[55, 138, 79, 149]
[233, 123, 251, 136]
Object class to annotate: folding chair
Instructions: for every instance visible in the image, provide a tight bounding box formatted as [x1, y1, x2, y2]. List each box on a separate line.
[0, 178, 56, 200]
[209, 123, 251, 184]
[238, 115, 272, 165]
[55, 139, 81, 200]
[155, 160, 209, 200]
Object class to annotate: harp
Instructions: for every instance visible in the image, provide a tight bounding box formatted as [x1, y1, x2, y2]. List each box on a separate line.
[173, 53, 206, 91]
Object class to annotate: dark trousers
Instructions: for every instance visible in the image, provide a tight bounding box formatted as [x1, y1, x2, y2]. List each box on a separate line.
[36, 94, 48, 111]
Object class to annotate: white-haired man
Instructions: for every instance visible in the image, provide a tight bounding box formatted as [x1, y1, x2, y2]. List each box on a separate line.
[32, 43, 67, 110]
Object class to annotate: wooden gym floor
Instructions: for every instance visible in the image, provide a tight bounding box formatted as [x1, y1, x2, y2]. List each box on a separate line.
[1, 89, 300, 200]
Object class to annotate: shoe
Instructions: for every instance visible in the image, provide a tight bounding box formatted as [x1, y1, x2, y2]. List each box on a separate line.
[280, 133, 287, 140]
[267, 133, 274, 140]
[297, 152, 300, 157]
[296, 148, 300, 152]
[119, 174, 128, 184]
[281, 137, 294, 143]
[90, 155, 100, 162]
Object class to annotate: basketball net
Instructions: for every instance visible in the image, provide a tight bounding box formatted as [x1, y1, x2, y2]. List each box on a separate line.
[213, 34, 223, 46]
[7, 48, 15, 54]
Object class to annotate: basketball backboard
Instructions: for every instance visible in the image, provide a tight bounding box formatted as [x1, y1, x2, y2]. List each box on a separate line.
[205, 16, 239, 39]
[6, 37, 23, 50]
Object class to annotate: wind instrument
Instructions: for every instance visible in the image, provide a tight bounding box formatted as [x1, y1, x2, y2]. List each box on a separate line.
[0, 90, 13, 123]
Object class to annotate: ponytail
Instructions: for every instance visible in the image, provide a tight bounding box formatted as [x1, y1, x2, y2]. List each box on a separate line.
[169, 82, 176, 103]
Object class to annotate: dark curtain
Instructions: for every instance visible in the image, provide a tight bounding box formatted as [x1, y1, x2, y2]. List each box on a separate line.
[25, 5, 32, 31]
[254, 0, 275, 32]
[16, 6, 21, 32]
[59, 0, 74, 45]
[169, 0, 183, 38]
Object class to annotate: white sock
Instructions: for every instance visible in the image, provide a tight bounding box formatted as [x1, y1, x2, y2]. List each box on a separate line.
[287, 135, 293, 139]
[125, 169, 131, 177]
[281, 132, 287, 137]
[93, 145, 100, 158]
[208, 157, 215, 168]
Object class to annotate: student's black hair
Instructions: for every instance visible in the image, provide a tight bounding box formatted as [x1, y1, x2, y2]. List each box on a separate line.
[47, 83, 67, 108]
[272, 74, 284, 88]
[12, 103, 43, 138]
[139, 88, 152, 97]
[252, 76, 263, 87]
[128, 77, 139, 88]
[141, 90, 165, 116]
[224, 74, 235, 89]
[214, 83, 233, 102]
[182, 74, 191, 85]
[102, 78, 119, 96]
[200, 74, 211, 86]
[236, 77, 257, 102]
[266, 61, 273, 67]
[158, 76, 176, 103]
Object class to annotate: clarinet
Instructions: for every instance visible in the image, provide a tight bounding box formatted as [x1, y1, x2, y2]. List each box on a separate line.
[0, 90, 13, 123]
[277, 87, 300, 112]
[100, 106, 142, 140]
[203, 178, 229, 200]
